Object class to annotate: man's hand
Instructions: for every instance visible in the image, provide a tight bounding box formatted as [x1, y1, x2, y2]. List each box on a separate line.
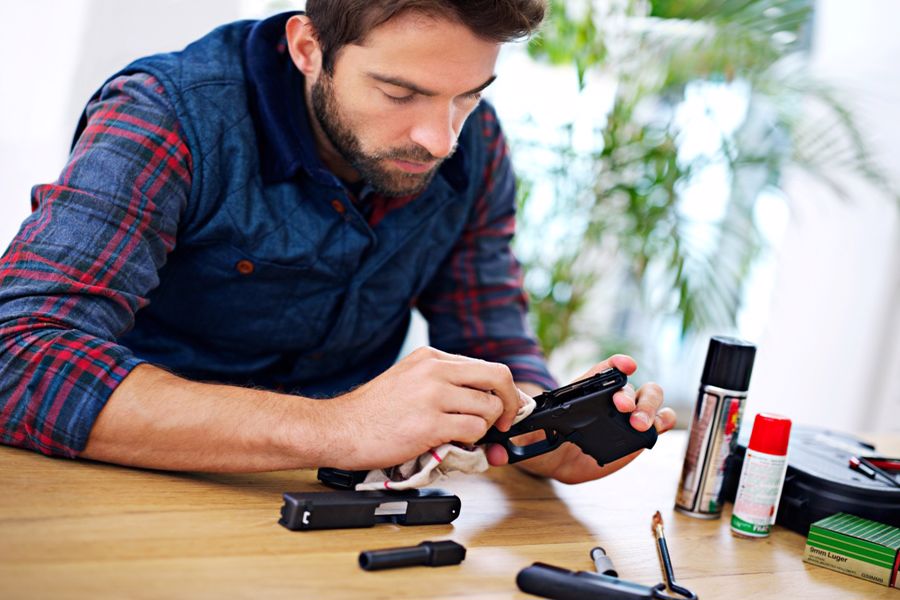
[484, 354, 676, 484]
[323, 346, 527, 470]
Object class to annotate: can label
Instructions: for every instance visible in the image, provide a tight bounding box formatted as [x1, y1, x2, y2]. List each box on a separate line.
[706, 397, 742, 512]
[730, 449, 788, 537]
[675, 388, 745, 516]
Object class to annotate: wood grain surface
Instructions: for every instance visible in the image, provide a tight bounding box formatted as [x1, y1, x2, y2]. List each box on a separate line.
[1, 431, 897, 599]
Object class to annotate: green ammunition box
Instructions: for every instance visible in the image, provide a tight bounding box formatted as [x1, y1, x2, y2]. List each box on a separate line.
[804, 513, 900, 588]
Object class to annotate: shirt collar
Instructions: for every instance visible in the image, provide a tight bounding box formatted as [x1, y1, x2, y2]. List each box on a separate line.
[243, 12, 468, 193]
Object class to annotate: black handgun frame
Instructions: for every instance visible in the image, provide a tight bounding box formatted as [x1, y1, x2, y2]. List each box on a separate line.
[477, 367, 658, 465]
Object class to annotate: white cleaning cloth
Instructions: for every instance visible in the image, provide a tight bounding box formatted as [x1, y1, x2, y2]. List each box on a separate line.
[356, 394, 536, 491]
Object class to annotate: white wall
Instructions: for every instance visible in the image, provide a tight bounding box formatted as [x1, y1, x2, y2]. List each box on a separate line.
[0, 2, 87, 245]
[748, 0, 900, 433]
[0, 0, 245, 246]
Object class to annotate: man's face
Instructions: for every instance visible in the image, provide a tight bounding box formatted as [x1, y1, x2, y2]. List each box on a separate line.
[308, 12, 501, 197]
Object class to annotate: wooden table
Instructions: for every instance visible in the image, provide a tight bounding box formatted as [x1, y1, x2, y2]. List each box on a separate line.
[1, 431, 897, 599]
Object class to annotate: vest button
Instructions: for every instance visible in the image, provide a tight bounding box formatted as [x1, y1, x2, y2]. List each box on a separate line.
[330, 199, 346, 214]
[235, 259, 254, 275]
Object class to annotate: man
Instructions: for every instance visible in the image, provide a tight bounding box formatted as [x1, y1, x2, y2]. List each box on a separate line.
[0, 0, 675, 482]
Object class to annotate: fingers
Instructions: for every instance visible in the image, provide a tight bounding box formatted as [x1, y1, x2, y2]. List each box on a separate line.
[607, 354, 637, 375]
[485, 443, 509, 466]
[406, 346, 476, 364]
[573, 354, 638, 381]
[342, 347, 533, 468]
[403, 347, 523, 431]
[654, 407, 677, 433]
[629, 381, 664, 432]
[573, 355, 639, 414]
[441, 387, 504, 426]
[612, 384, 637, 413]
[437, 358, 521, 431]
[443, 414, 495, 445]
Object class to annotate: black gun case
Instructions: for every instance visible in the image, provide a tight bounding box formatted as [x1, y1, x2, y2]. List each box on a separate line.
[721, 425, 900, 535]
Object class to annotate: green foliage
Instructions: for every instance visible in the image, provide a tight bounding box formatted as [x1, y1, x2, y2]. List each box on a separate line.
[515, 0, 894, 364]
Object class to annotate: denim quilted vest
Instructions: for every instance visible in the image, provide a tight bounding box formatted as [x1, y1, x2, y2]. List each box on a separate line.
[94, 13, 487, 396]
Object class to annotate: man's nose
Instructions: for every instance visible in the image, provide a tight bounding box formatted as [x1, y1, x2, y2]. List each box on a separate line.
[409, 104, 458, 159]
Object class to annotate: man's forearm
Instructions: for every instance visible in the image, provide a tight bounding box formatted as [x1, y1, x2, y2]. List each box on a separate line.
[81, 363, 332, 472]
[81, 351, 540, 473]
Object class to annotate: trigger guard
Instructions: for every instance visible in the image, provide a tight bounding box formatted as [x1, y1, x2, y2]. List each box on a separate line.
[502, 429, 562, 463]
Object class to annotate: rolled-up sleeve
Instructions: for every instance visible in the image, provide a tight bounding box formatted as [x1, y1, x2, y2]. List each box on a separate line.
[417, 105, 556, 390]
[0, 73, 192, 457]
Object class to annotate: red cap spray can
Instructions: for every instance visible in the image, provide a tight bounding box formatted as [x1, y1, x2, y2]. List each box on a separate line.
[730, 413, 793, 537]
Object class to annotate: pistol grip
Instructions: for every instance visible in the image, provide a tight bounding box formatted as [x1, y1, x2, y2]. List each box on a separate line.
[570, 420, 658, 467]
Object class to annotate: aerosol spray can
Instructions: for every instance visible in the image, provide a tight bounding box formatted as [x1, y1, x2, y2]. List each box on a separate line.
[730, 413, 792, 537]
[675, 336, 756, 518]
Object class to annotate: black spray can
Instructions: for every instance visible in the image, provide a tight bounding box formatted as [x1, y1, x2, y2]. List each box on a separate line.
[675, 336, 757, 518]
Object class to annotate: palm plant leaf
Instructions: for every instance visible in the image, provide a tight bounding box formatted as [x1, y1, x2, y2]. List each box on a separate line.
[514, 0, 895, 365]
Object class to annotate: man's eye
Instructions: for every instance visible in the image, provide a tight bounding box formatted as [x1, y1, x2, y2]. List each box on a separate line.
[383, 91, 415, 104]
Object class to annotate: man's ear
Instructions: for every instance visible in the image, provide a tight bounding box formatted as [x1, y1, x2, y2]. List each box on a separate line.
[285, 15, 323, 80]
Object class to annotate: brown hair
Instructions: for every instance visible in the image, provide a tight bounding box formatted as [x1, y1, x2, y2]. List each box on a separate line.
[305, 0, 547, 73]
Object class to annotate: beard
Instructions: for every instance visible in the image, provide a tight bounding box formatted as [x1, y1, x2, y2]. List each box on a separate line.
[310, 73, 452, 197]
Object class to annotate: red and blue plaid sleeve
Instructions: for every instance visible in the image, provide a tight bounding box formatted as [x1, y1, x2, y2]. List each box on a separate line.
[0, 73, 191, 457]
[417, 104, 556, 390]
